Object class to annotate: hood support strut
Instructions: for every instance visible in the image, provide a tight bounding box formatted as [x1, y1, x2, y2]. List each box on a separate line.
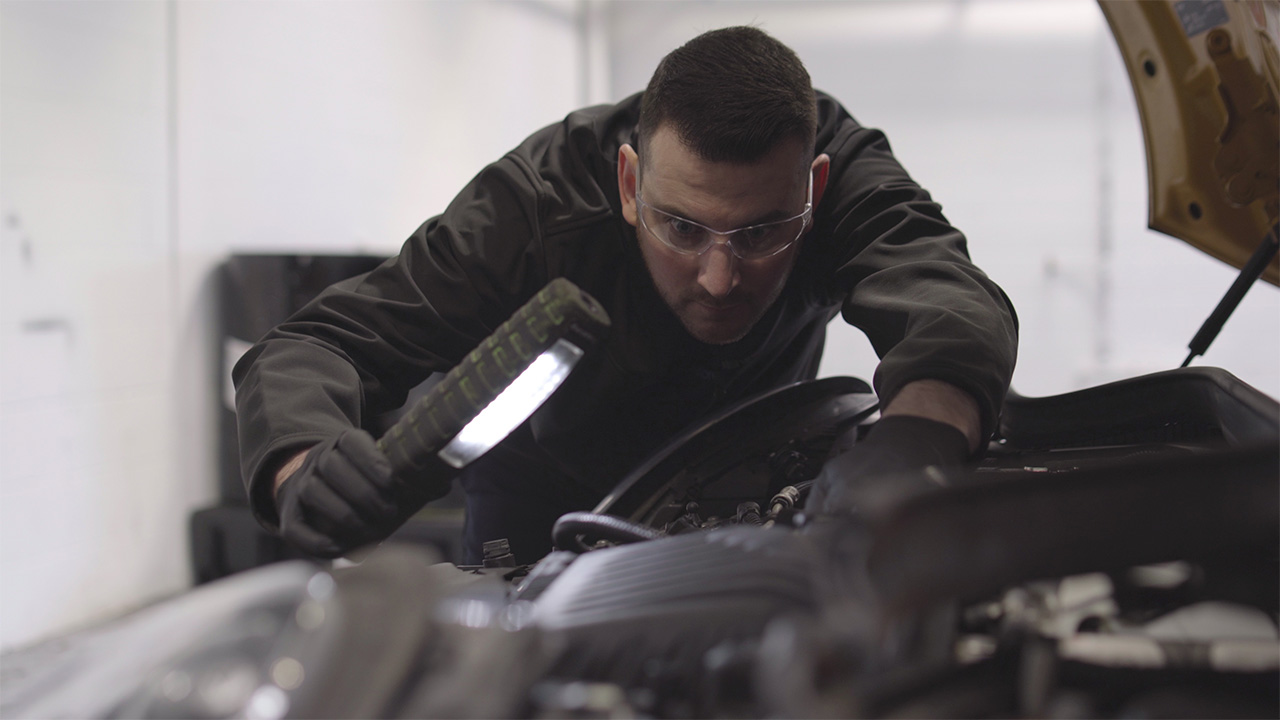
[1182, 224, 1280, 367]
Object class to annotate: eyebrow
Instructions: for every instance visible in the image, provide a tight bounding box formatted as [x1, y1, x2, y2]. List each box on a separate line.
[647, 199, 796, 230]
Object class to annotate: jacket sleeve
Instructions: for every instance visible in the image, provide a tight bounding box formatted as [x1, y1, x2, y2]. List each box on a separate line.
[810, 93, 1019, 442]
[232, 155, 549, 529]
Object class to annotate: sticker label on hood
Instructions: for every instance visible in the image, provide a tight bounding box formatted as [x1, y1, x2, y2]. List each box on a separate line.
[1175, 0, 1230, 37]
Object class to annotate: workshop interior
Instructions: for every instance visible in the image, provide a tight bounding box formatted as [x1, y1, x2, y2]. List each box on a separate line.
[1, 0, 1278, 717]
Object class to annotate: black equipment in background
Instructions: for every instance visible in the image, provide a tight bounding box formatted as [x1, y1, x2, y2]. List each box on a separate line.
[191, 254, 467, 584]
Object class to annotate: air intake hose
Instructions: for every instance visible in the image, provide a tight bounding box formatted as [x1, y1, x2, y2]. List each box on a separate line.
[552, 512, 662, 553]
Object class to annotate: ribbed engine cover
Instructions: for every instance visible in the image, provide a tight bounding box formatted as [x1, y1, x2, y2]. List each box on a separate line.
[530, 527, 820, 690]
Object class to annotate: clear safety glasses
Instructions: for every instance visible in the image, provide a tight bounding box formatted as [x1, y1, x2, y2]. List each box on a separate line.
[635, 174, 813, 260]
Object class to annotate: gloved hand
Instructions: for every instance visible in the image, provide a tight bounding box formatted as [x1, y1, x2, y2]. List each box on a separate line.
[276, 430, 440, 558]
[805, 415, 972, 517]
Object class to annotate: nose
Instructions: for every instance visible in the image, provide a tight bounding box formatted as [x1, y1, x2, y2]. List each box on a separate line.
[697, 239, 740, 299]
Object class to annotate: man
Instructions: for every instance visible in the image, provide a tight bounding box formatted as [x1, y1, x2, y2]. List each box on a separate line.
[234, 27, 1018, 564]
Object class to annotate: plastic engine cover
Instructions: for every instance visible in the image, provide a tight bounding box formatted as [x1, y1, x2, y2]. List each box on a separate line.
[531, 527, 820, 689]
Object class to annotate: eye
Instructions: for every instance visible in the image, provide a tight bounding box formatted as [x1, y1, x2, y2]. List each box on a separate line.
[737, 223, 781, 248]
[667, 217, 701, 237]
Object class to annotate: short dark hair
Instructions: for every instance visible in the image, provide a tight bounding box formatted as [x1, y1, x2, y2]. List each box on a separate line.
[637, 26, 817, 165]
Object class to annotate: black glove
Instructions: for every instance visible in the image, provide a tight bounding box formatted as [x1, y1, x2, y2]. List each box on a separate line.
[805, 415, 971, 517]
[276, 430, 440, 558]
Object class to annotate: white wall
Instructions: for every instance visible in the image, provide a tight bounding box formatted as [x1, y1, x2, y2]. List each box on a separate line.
[1, 0, 178, 653]
[0, 0, 581, 651]
[602, 0, 1280, 399]
[178, 0, 581, 260]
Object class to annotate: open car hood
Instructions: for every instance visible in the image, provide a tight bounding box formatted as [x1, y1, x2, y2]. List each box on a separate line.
[1100, 0, 1279, 285]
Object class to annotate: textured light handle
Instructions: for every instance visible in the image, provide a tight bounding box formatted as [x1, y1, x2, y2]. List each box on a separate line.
[376, 278, 610, 477]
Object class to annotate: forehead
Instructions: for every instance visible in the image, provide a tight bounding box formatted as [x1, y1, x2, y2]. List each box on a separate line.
[639, 126, 810, 221]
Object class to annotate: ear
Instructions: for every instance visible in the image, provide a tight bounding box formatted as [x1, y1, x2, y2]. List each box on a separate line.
[618, 143, 640, 227]
[811, 153, 831, 212]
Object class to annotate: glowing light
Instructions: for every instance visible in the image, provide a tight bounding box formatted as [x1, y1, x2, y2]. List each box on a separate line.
[246, 685, 289, 720]
[305, 572, 335, 601]
[438, 339, 583, 468]
[270, 658, 305, 690]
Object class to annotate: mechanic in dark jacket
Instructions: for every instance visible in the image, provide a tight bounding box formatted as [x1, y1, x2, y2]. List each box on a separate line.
[234, 27, 1018, 564]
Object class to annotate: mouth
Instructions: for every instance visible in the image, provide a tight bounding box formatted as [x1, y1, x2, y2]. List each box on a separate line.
[675, 295, 758, 345]
[698, 302, 741, 312]
[694, 296, 746, 312]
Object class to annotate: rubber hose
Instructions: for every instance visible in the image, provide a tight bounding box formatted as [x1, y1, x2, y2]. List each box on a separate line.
[552, 512, 662, 553]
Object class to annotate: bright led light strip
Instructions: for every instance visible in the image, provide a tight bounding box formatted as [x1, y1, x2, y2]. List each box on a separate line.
[437, 338, 584, 469]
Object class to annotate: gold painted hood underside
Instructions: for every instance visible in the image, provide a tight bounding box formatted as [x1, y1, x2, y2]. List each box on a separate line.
[1100, 0, 1279, 286]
